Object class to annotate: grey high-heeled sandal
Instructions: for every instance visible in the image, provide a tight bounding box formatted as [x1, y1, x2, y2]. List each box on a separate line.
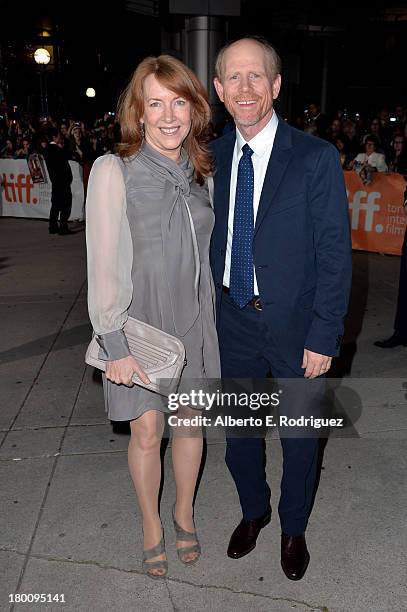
[142, 536, 168, 579]
[172, 504, 201, 566]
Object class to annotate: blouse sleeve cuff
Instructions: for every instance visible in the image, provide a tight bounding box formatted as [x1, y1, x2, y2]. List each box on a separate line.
[96, 329, 131, 361]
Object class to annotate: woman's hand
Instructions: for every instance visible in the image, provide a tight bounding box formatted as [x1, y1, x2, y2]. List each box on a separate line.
[105, 355, 150, 387]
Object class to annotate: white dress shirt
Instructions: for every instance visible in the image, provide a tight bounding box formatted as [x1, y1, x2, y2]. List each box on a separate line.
[354, 152, 388, 173]
[223, 111, 279, 294]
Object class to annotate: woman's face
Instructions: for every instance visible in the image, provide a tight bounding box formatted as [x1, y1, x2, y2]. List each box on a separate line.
[335, 139, 345, 151]
[343, 122, 355, 138]
[141, 73, 192, 162]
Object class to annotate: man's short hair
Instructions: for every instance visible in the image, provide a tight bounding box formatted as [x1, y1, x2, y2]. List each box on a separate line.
[365, 135, 379, 147]
[215, 35, 282, 82]
[48, 127, 62, 140]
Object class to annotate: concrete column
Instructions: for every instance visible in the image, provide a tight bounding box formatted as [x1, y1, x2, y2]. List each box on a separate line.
[186, 16, 210, 91]
[184, 16, 225, 125]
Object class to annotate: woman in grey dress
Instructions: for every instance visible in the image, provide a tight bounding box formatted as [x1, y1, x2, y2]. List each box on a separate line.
[86, 56, 220, 578]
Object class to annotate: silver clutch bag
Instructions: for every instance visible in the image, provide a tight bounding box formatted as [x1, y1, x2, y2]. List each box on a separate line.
[85, 316, 186, 395]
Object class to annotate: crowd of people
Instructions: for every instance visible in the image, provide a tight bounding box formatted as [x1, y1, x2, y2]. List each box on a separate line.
[299, 103, 407, 180]
[1, 100, 406, 180]
[0, 106, 118, 179]
[0, 104, 124, 205]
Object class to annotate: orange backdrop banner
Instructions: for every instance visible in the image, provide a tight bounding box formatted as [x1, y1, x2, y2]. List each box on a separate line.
[344, 171, 406, 256]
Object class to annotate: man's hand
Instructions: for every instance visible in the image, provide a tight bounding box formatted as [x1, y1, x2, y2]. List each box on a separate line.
[105, 355, 150, 387]
[302, 349, 332, 379]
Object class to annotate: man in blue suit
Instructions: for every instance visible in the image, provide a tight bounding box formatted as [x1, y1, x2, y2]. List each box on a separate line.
[210, 36, 352, 580]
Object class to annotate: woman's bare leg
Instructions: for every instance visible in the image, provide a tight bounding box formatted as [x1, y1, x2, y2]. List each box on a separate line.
[171, 406, 203, 562]
[128, 410, 165, 575]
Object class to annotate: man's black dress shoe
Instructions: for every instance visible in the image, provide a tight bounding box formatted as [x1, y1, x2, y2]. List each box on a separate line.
[49, 226, 59, 234]
[227, 506, 271, 559]
[281, 533, 310, 580]
[374, 334, 407, 348]
[58, 228, 75, 235]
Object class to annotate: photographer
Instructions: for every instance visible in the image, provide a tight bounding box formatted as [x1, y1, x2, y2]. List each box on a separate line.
[43, 129, 73, 235]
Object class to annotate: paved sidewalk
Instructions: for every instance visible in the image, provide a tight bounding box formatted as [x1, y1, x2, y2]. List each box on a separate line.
[0, 218, 406, 612]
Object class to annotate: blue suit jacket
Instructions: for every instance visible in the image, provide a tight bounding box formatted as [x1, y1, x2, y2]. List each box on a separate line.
[210, 118, 352, 365]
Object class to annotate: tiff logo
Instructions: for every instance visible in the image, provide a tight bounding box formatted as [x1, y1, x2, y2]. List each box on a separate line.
[348, 191, 382, 233]
[1, 173, 37, 204]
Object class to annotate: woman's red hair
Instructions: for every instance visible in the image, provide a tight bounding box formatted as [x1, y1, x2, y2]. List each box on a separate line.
[117, 55, 213, 184]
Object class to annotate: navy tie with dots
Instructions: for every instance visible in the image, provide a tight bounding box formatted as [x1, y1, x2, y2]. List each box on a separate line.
[229, 143, 255, 308]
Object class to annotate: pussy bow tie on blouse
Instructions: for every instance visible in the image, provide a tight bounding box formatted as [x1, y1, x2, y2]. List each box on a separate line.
[137, 143, 200, 336]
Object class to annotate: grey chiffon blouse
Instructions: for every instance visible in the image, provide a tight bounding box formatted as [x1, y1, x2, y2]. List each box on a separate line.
[85, 143, 220, 419]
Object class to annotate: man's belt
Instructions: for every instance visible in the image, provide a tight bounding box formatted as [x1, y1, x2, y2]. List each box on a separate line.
[222, 286, 262, 311]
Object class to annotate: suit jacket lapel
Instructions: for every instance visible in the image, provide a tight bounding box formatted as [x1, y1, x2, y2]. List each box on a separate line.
[254, 118, 293, 236]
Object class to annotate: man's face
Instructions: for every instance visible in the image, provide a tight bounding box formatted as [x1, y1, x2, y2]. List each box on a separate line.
[365, 140, 376, 154]
[214, 39, 281, 138]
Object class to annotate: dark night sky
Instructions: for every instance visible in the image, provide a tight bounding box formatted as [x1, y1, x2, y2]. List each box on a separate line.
[1, 0, 406, 119]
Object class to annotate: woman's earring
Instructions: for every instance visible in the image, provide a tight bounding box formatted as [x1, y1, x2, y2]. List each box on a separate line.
[140, 122, 145, 139]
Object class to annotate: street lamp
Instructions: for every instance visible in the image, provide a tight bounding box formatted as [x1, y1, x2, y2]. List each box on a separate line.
[86, 87, 96, 98]
[34, 48, 51, 117]
[34, 48, 50, 65]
